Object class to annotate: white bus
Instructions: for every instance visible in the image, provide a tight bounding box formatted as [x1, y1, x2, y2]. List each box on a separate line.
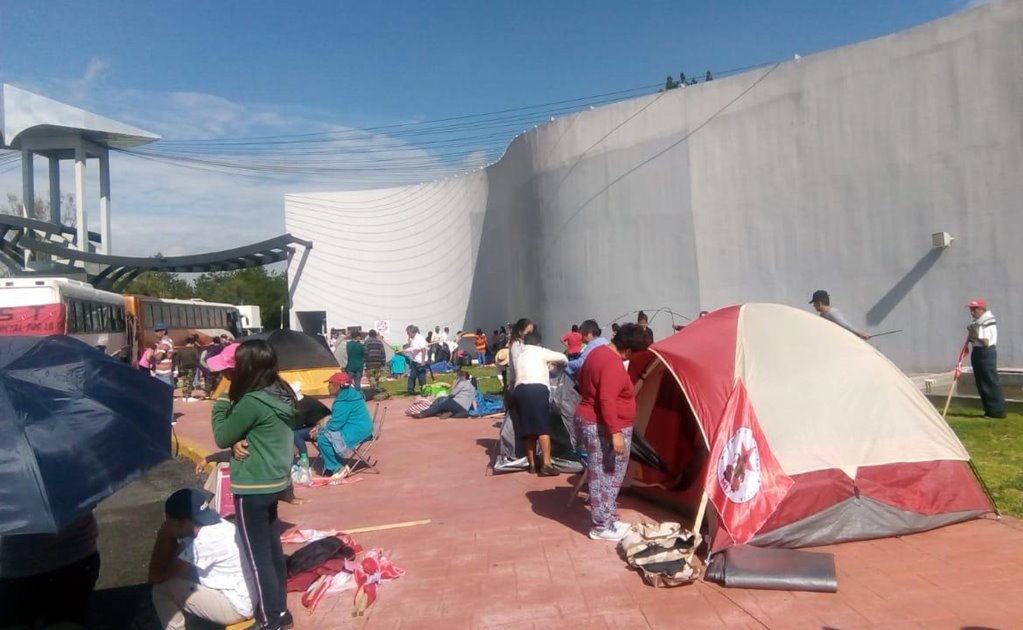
[0, 277, 129, 356]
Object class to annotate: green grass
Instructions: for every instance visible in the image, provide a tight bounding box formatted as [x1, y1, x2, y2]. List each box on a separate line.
[376, 365, 504, 397]
[946, 409, 1023, 517]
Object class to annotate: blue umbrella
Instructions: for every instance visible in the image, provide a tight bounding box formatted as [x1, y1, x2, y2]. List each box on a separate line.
[0, 335, 172, 535]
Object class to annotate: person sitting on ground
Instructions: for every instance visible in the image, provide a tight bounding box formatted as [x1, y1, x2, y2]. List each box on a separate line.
[148, 488, 254, 630]
[513, 331, 568, 476]
[561, 324, 584, 361]
[315, 372, 374, 479]
[413, 371, 477, 418]
[362, 329, 390, 398]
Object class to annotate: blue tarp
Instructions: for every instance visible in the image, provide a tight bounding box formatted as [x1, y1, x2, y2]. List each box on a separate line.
[469, 391, 504, 417]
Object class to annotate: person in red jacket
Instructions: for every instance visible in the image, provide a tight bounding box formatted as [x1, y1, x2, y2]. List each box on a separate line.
[575, 323, 650, 541]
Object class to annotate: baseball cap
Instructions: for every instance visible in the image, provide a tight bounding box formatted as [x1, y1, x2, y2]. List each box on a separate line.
[207, 343, 239, 372]
[967, 298, 988, 309]
[165, 488, 220, 526]
[325, 371, 352, 387]
[809, 290, 829, 304]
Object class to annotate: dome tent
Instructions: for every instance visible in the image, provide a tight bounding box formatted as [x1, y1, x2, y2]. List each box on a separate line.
[630, 303, 992, 552]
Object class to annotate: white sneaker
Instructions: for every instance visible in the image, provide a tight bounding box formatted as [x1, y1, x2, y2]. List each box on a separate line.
[185, 397, 196, 403]
[613, 521, 632, 537]
[589, 526, 628, 542]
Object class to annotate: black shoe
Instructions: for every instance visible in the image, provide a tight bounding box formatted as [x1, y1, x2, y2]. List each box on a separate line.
[527, 463, 536, 474]
[538, 465, 561, 477]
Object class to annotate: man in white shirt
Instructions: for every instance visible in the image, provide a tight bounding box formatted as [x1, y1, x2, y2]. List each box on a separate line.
[404, 325, 429, 394]
[967, 298, 1006, 419]
[148, 489, 254, 630]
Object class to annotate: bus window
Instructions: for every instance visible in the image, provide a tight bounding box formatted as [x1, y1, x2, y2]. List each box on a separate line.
[144, 303, 155, 327]
[203, 307, 211, 328]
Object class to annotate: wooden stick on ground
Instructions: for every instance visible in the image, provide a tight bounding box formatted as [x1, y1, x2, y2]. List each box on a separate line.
[344, 519, 432, 535]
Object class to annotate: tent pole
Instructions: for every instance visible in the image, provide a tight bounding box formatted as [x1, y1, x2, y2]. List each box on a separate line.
[967, 458, 1001, 518]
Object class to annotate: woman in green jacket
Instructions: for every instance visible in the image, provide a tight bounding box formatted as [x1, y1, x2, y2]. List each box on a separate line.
[210, 340, 295, 630]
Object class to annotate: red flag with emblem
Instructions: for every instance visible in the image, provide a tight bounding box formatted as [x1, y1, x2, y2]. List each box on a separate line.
[705, 379, 794, 546]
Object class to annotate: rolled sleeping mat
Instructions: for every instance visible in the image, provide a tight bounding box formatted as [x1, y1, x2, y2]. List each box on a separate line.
[705, 545, 838, 593]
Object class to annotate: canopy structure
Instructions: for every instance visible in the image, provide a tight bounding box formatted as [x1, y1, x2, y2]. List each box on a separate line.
[0, 213, 311, 291]
[1, 83, 159, 258]
[629, 303, 992, 551]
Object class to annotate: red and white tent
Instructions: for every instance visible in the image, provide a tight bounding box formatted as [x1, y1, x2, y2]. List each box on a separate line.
[630, 303, 992, 551]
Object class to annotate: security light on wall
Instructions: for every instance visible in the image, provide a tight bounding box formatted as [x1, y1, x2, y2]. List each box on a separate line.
[932, 232, 954, 249]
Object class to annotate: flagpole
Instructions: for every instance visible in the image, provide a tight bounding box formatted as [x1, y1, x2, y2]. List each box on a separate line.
[941, 339, 970, 419]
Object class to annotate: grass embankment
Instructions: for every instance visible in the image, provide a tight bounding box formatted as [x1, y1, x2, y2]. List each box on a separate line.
[946, 409, 1023, 517]
[376, 365, 504, 397]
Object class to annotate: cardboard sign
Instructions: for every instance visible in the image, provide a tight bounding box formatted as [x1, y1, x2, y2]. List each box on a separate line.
[374, 320, 390, 335]
[0, 304, 66, 336]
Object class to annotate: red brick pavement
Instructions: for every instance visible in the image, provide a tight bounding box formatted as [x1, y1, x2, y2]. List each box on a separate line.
[173, 399, 1023, 629]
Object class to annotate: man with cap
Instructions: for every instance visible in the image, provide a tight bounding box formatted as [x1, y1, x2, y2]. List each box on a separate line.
[967, 298, 1006, 419]
[148, 488, 253, 630]
[314, 372, 374, 479]
[810, 290, 870, 340]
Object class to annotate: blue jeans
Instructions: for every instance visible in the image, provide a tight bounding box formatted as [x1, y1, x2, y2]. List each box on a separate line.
[477, 352, 486, 366]
[346, 369, 363, 391]
[293, 427, 313, 458]
[407, 363, 426, 393]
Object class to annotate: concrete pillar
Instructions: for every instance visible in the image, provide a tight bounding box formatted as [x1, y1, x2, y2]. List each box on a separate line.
[99, 149, 111, 254]
[74, 143, 87, 251]
[21, 150, 34, 219]
[48, 157, 61, 224]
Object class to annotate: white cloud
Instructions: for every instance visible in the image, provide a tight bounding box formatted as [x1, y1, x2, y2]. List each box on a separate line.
[0, 79, 473, 259]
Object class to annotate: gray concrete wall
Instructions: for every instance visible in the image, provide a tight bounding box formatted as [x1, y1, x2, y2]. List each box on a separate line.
[287, 0, 1023, 371]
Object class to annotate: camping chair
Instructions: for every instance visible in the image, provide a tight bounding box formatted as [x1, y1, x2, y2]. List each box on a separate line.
[335, 404, 386, 481]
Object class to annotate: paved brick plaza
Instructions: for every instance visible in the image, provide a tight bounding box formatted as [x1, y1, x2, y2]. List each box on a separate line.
[173, 398, 1023, 629]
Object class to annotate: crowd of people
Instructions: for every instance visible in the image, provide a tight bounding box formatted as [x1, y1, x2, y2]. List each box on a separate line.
[138, 323, 234, 402]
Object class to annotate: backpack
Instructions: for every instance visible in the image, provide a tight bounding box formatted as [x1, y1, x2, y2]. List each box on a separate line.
[619, 521, 701, 587]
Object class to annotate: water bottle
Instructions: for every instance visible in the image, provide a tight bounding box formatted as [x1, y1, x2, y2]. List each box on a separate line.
[298, 454, 313, 486]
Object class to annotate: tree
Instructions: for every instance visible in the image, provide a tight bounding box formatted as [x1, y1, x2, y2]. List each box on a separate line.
[664, 75, 679, 91]
[121, 270, 194, 299]
[705, 70, 714, 82]
[679, 72, 687, 86]
[4, 194, 77, 225]
[192, 267, 288, 330]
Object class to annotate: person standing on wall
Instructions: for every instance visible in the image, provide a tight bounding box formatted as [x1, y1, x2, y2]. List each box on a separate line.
[967, 298, 1006, 419]
[810, 290, 871, 340]
[345, 332, 365, 392]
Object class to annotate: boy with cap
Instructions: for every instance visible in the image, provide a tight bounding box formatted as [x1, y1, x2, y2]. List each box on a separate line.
[148, 488, 253, 630]
[810, 290, 870, 340]
[967, 298, 1006, 419]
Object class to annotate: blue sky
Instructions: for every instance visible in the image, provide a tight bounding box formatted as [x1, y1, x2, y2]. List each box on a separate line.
[0, 0, 987, 255]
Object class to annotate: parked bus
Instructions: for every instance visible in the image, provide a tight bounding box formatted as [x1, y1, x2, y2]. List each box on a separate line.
[0, 277, 130, 356]
[124, 295, 242, 361]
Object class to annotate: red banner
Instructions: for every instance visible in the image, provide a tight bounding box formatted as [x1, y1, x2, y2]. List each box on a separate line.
[0, 304, 66, 336]
[705, 379, 794, 546]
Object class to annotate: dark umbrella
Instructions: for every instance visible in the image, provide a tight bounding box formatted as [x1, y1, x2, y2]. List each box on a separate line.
[630, 432, 672, 475]
[0, 336, 172, 535]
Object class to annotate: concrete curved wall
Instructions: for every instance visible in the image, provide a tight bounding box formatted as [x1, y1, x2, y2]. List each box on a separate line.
[287, 1, 1023, 372]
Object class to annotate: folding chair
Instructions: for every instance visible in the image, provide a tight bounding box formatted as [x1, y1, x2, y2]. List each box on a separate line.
[338, 404, 386, 479]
